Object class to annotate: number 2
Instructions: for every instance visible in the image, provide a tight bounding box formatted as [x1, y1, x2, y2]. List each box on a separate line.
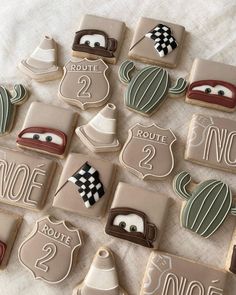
[77, 75, 91, 98]
[35, 243, 57, 272]
[139, 145, 156, 170]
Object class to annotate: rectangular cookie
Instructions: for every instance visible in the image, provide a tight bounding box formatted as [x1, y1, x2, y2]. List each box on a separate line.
[128, 17, 185, 68]
[0, 146, 56, 210]
[185, 114, 236, 173]
[141, 251, 227, 295]
[0, 209, 22, 269]
[72, 14, 126, 64]
[226, 226, 236, 275]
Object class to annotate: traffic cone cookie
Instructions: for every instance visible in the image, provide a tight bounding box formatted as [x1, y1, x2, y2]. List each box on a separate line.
[18, 35, 62, 82]
[72, 247, 128, 295]
[76, 103, 120, 152]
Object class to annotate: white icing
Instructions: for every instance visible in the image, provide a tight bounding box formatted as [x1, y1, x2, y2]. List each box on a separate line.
[192, 85, 233, 98]
[31, 47, 55, 62]
[89, 113, 116, 134]
[21, 132, 63, 145]
[84, 265, 119, 290]
[113, 213, 144, 233]
[35, 242, 57, 272]
[80, 34, 106, 48]
[139, 144, 156, 170]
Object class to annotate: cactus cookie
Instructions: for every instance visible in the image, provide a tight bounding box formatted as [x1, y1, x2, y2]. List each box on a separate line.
[173, 171, 236, 238]
[118, 60, 187, 116]
[0, 84, 28, 136]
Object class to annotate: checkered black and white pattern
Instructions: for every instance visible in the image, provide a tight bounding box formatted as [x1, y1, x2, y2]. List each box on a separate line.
[68, 162, 105, 208]
[145, 24, 178, 57]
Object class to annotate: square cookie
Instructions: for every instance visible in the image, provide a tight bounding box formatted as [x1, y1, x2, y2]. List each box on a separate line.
[53, 153, 116, 219]
[0, 209, 22, 269]
[141, 251, 227, 295]
[128, 17, 185, 68]
[186, 58, 236, 112]
[16, 102, 77, 158]
[0, 147, 56, 210]
[185, 114, 236, 174]
[226, 226, 236, 275]
[105, 182, 170, 249]
[72, 14, 126, 64]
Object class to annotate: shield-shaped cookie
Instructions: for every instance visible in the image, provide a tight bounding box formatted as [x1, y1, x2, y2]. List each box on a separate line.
[18, 216, 82, 284]
[120, 123, 176, 179]
[58, 58, 110, 110]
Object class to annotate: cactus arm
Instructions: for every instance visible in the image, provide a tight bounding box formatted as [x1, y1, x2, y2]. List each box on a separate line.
[173, 171, 192, 200]
[169, 78, 188, 97]
[10, 84, 28, 105]
[118, 60, 135, 84]
[230, 205, 236, 216]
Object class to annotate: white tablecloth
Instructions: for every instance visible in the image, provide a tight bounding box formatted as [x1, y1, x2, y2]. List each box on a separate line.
[0, 0, 236, 294]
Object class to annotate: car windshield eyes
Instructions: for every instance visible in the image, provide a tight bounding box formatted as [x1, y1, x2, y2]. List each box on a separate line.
[21, 132, 63, 145]
[192, 84, 233, 98]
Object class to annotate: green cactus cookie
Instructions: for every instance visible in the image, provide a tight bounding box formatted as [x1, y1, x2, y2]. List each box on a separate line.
[0, 84, 28, 136]
[118, 60, 188, 116]
[173, 171, 236, 238]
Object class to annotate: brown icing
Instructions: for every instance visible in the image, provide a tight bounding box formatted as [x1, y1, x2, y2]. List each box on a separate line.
[72, 29, 117, 58]
[0, 241, 6, 265]
[230, 245, 236, 274]
[188, 80, 236, 109]
[105, 207, 158, 248]
[17, 127, 67, 155]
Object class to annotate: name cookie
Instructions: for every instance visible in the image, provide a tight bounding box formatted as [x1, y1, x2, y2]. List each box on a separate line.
[128, 17, 185, 68]
[173, 171, 236, 238]
[105, 182, 170, 249]
[141, 251, 227, 295]
[18, 216, 82, 284]
[58, 58, 110, 110]
[72, 14, 126, 64]
[16, 102, 77, 158]
[186, 58, 236, 112]
[0, 147, 56, 210]
[119, 123, 176, 180]
[185, 114, 236, 174]
[119, 60, 187, 116]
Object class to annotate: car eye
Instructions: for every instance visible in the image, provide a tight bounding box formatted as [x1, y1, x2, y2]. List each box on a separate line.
[46, 135, 52, 142]
[33, 134, 40, 140]
[84, 40, 90, 45]
[130, 225, 137, 232]
[204, 88, 211, 94]
[119, 221, 126, 229]
[218, 90, 225, 96]
[94, 42, 100, 47]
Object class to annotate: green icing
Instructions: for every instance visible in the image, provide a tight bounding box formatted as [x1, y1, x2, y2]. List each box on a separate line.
[173, 171, 192, 200]
[118, 60, 135, 84]
[0, 84, 27, 135]
[169, 77, 188, 96]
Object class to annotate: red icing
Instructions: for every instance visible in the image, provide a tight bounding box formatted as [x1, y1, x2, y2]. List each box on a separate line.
[0, 241, 6, 265]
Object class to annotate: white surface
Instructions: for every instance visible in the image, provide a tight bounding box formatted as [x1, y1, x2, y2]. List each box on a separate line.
[0, 0, 236, 294]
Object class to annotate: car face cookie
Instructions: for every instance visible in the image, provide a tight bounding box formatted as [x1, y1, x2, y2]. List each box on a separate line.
[128, 17, 185, 68]
[119, 123, 176, 180]
[58, 58, 110, 110]
[119, 60, 187, 116]
[141, 251, 227, 295]
[72, 15, 126, 64]
[18, 216, 82, 284]
[16, 102, 77, 158]
[186, 58, 236, 112]
[0, 147, 56, 210]
[53, 153, 116, 219]
[105, 182, 170, 249]
[173, 171, 236, 238]
[185, 114, 236, 173]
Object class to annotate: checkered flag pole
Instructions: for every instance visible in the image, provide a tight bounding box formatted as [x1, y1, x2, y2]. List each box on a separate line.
[68, 162, 105, 208]
[145, 23, 178, 57]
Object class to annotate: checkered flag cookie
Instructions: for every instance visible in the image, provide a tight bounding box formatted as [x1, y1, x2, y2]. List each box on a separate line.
[145, 24, 178, 57]
[68, 162, 105, 208]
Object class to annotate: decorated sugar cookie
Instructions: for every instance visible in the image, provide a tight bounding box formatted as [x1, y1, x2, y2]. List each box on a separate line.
[53, 153, 116, 219]
[72, 247, 128, 295]
[18, 216, 82, 284]
[226, 226, 236, 275]
[141, 251, 227, 295]
[128, 17, 185, 68]
[173, 171, 236, 238]
[16, 102, 77, 158]
[75, 103, 120, 152]
[119, 60, 187, 116]
[105, 182, 170, 249]
[0, 84, 28, 136]
[72, 14, 126, 64]
[119, 123, 176, 180]
[58, 58, 110, 110]
[18, 35, 62, 82]
[186, 58, 236, 112]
